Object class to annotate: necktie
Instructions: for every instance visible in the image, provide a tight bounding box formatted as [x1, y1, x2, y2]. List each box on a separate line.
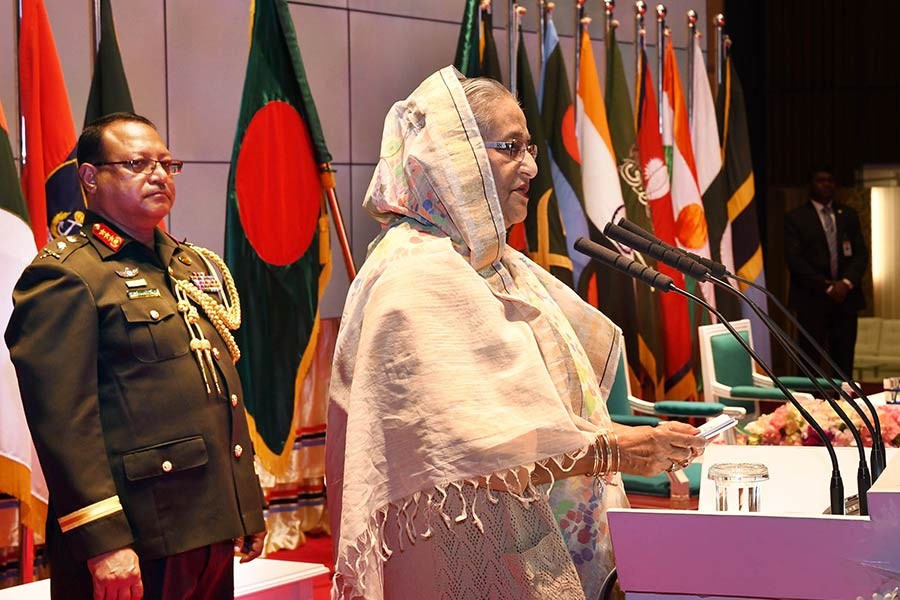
[822, 205, 838, 279]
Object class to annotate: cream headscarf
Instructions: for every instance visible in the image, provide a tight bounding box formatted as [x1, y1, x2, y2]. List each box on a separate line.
[326, 66, 622, 599]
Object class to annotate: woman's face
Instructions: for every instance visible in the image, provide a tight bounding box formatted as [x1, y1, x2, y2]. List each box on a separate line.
[482, 96, 538, 227]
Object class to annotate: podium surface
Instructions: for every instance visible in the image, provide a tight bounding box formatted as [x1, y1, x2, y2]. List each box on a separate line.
[609, 447, 900, 599]
[0, 558, 329, 599]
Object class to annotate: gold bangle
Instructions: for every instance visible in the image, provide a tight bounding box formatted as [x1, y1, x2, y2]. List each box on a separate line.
[609, 431, 620, 475]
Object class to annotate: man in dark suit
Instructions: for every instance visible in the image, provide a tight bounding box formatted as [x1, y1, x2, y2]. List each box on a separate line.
[784, 166, 868, 376]
[6, 113, 266, 599]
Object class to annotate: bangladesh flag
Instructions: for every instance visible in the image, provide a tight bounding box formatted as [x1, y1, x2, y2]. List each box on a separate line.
[225, 0, 332, 476]
[453, 0, 481, 77]
[83, 0, 134, 126]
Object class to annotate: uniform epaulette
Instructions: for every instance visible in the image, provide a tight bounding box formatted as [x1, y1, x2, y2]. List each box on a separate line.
[38, 232, 90, 262]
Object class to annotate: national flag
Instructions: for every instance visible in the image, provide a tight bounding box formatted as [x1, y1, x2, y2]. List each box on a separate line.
[479, 3, 503, 84]
[453, 0, 481, 77]
[662, 37, 715, 309]
[18, 0, 83, 246]
[0, 99, 48, 534]
[636, 48, 698, 400]
[603, 26, 665, 400]
[225, 0, 332, 475]
[690, 34, 740, 320]
[515, 26, 573, 286]
[717, 49, 771, 362]
[540, 14, 589, 285]
[83, 0, 134, 126]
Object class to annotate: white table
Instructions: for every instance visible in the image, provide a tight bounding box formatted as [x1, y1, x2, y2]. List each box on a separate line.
[0, 557, 329, 599]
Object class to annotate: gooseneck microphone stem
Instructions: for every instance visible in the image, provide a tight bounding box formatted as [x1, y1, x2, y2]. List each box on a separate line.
[575, 237, 846, 515]
[670, 285, 846, 515]
[729, 271, 886, 481]
[710, 275, 870, 515]
[614, 217, 886, 481]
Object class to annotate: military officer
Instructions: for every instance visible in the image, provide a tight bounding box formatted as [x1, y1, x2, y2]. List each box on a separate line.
[6, 112, 266, 599]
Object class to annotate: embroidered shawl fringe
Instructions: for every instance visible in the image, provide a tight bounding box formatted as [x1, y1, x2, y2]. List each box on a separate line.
[332, 445, 593, 599]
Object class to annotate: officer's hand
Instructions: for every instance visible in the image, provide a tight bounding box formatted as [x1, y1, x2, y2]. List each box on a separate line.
[235, 530, 267, 563]
[87, 547, 143, 599]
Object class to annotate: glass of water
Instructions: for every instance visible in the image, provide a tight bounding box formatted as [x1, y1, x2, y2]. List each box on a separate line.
[708, 463, 769, 512]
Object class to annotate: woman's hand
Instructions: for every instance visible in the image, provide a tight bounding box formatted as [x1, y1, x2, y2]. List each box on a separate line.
[612, 420, 709, 477]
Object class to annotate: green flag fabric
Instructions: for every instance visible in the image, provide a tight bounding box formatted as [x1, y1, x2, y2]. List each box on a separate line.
[83, 0, 134, 126]
[516, 27, 573, 286]
[225, 0, 332, 475]
[604, 28, 666, 400]
[453, 0, 481, 77]
[480, 6, 503, 83]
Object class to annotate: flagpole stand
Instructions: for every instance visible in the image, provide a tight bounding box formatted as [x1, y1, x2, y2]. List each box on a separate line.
[19, 522, 34, 584]
[320, 165, 356, 281]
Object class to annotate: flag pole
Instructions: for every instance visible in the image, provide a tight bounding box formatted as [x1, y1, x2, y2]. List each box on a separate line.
[91, 0, 100, 57]
[508, 0, 517, 96]
[537, 0, 545, 82]
[715, 13, 725, 88]
[574, 0, 584, 105]
[686, 9, 696, 128]
[320, 166, 356, 281]
[655, 4, 666, 135]
[633, 1, 645, 84]
[635, 1, 646, 128]
[603, 0, 616, 89]
[13, 4, 35, 586]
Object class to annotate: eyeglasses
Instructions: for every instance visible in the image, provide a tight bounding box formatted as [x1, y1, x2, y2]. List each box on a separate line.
[93, 158, 185, 176]
[483, 139, 538, 162]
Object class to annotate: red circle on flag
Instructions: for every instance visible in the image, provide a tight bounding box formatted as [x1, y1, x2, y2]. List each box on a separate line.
[235, 101, 321, 266]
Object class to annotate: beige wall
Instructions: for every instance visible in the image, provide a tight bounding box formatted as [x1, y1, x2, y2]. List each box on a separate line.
[0, 0, 706, 318]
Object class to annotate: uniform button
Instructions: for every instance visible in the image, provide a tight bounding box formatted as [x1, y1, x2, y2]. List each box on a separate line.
[161, 460, 173, 473]
[212, 347, 221, 360]
[149, 309, 160, 320]
[230, 394, 238, 407]
[168, 266, 174, 275]
[178, 255, 193, 266]
[233, 444, 243, 458]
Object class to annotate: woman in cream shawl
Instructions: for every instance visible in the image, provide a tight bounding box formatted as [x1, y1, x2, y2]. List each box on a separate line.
[326, 67, 706, 600]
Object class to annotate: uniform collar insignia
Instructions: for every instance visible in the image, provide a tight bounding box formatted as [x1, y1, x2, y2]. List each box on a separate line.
[92, 223, 124, 252]
[115, 267, 140, 278]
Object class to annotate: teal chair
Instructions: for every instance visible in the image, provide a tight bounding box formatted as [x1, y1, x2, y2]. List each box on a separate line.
[606, 346, 744, 509]
[697, 319, 833, 421]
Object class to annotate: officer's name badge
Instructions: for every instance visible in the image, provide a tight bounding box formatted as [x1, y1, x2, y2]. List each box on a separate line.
[127, 289, 161, 299]
[92, 223, 124, 251]
[116, 267, 139, 278]
[125, 279, 148, 289]
[191, 273, 221, 293]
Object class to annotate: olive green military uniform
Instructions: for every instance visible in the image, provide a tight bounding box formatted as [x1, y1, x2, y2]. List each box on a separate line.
[5, 212, 265, 595]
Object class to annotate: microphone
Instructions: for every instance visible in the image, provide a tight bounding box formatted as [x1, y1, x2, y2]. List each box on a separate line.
[602, 222, 710, 280]
[575, 237, 847, 515]
[605, 223, 874, 513]
[573, 238, 674, 291]
[614, 218, 887, 482]
[616, 217, 727, 278]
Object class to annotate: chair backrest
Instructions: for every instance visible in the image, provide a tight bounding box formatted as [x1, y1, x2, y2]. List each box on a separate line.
[698, 319, 754, 403]
[605, 348, 632, 417]
[855, 317, 882, 356]
[878, 319, 900, 358]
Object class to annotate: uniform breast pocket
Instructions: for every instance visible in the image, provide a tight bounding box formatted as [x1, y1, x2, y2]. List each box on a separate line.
[120, 300, 190, 362]
[122, 436, 209, 481]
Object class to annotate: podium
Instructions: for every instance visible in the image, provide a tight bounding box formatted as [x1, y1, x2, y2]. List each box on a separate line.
[608, 446, 900, 599]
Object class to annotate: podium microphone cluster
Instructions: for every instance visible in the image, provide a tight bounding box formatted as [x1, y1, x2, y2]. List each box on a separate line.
[610, 218, 887, 484]
[574, 228, 863, 517]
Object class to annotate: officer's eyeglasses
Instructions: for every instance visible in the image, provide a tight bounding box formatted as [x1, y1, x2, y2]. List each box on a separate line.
[483, 139, 538, 162]
[93, 158, 185, 176]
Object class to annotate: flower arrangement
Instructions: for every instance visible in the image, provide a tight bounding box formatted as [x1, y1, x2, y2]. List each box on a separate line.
[743, 399, 900, 448]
